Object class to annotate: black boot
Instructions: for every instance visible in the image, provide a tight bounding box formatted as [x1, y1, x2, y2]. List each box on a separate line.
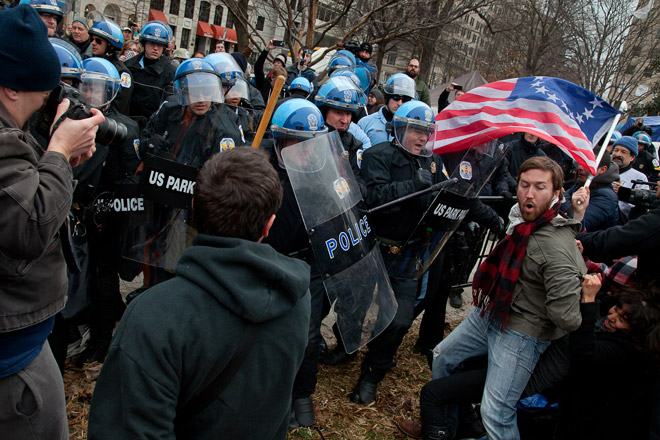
[455, 404, 486, 439]
[349, 375, 379, 404]
[424, 425, 453, 440]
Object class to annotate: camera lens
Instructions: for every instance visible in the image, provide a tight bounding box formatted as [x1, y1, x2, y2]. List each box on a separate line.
[96, 117, 128, 148]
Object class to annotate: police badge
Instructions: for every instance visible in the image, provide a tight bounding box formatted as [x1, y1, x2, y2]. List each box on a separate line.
[333, 177, 350, 199]
[459, 161, 473, 180]
[344, 90, 352, 103]
[308, 114, 318, 131]
[219, 138, 235, 152]
[430, 162, 436, 174]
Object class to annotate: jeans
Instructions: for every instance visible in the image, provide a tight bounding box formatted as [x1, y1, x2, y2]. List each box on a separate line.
[432, 308, 550, 440]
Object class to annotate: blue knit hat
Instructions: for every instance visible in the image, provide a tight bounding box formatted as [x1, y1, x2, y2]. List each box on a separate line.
[0, 5, 61, 92]
[613, 136, 639, 157]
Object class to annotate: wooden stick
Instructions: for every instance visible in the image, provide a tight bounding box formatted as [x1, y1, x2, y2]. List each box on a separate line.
[252, 75, 286, 148]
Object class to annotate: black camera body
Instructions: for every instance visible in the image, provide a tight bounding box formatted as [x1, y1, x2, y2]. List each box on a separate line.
[618, 179, 658, 210]
[36, 82, 128, 148]
[341, 40, 361, 57]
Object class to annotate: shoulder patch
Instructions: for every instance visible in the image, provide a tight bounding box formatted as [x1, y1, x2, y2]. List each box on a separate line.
[356, 149, 363, 169]
[120, 72, 132, 88]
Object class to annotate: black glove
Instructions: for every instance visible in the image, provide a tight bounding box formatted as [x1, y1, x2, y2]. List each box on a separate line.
[500, 190, 513, 203]
[147, 134, 170, 155]
[414, 168, 433, 191]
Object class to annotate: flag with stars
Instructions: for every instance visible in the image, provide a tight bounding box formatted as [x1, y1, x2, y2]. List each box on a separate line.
[432, 77, 621, 175]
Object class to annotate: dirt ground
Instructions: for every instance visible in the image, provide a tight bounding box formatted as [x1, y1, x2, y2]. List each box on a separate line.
[64, 279, 473, 440]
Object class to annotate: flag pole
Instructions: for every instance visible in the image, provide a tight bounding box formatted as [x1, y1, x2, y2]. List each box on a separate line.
[584, 100, 628, 190]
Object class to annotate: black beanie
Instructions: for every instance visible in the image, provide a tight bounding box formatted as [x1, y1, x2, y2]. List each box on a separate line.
[0, 5, 61, 92]
[230, 52, 248, 74]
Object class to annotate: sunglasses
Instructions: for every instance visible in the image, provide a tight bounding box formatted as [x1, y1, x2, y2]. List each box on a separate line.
[92, 37, 106, 45]
[390, 95, 412, 103]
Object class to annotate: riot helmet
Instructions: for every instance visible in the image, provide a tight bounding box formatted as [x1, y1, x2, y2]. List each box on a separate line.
[81, 57, 121, 108]
[327, 55, 354, 76]
[353, 65, 373, 95]
[289, 77, 312, 98]
[633, 130, 652, 148]
[173, 58, 224, 107]
[88, 12, 123, 51]
[315, 76, 366, 113]
[19, 0, 65, 20]
[50, 37, 84, 84]
[392, 101, 436, 157]
[609, 130, 622, 144]
[204, 52, 245, 88]
[383, 73, 417, 101]
[271, 98, 327, 168]
[139, 21, 170, 46]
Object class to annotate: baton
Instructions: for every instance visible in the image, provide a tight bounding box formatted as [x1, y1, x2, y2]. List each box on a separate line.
[367, 178, 458, 214]
[252, 75, 286, 148]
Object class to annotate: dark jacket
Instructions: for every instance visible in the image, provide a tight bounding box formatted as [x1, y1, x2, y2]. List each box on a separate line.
[577, 199, 660, 285]
[555, 301, 651, 440]
[0, 102, 71, 332]
[633, 149, 658, 182]
[140, 102, 243, 168]
[87, 235, 311, 439]
[125, 53, 176, 124]
[504, 135, 547, 191]
[254, 50, 272, 103]
[362, 141, 447, 242]
[562, 163, 620, 232]
[106, 55, 133, 116]
[437, 88, 451, 111]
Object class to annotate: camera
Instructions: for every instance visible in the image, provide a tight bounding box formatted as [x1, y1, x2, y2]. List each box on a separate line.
[340, 40, 361, 57]
[36, 82, 128, 148]
[454, 84, 463, 91]
[272, 40, 284, 47]
[618, 179, 658, 210]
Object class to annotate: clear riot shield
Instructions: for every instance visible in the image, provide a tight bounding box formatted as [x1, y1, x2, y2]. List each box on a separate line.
[386, 139, 508, 279]
[123, 104, 246, 271]
[282, 131, 397, 354]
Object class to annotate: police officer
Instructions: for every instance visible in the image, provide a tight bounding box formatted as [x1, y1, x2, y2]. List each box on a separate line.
[88, 13, 133, 115]
[351, 101, 447, 404]
[125, 21, 176, 127]
[19, 0, 63, 36]
[632, 131, 659, 182]
[73, 57, 142, 365]
[263, 99, 329, 428]
[357, 73, 417, 147]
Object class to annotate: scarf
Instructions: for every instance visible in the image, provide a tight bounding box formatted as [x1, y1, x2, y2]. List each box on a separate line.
[472, 200, 560, 330]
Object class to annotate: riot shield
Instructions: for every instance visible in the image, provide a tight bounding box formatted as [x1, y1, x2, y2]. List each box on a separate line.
[123, 103, 246, 272]
[386, 139, 508, 279]
[282, 131, 397, 354]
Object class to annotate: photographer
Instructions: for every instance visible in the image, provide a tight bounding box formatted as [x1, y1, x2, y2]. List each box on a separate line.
[284, 46, 318, 100]
[0, 6, 103, 438]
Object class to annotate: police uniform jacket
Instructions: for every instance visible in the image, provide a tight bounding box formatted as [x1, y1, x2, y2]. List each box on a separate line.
[357, 106, 392, 147]
[362, 141, 446, 243]
[140, 102, 242, 169]
[107, 55, 133, 116]
[125, 53, 176, 123]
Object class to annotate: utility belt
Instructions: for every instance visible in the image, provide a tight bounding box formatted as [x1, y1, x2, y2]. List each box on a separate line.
[377, 235, 405, 255]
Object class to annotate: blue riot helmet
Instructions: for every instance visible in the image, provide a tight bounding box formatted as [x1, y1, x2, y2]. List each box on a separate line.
[327, 55, 354, 76]
[354, 65, 373, 95]
[633, 131, 652, 148]
[315, 76, 366, 113]
[151, 20, 174, 43]
[333, 49, 356, 65]
[392, 101, 436, 157]
[174, 59, 224, 106]
[329, 70, 367, 106]
[271, 98, 328, 168]
[81, 57, 121, 108]
[609, 130, 622, 144]
[88, 13, 124, 50]
[383, 73, 417, 101]
[19, 0, 68, 20]
[50, 37, 84, 84]
[289, 77, 312, 98]
[139, 21, 170, 46]
[204, 52, 245, 88]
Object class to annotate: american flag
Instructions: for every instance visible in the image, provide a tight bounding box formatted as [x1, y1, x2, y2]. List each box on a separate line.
[432, 77, 621, 175]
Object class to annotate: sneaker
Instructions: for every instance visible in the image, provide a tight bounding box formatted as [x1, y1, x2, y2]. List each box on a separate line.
[449, 289, 463, 309]
[75, 337, 110, 367]
[349, 378, 378, 404]
[395, 418, 422, 439]
[66, 324, 90, 358]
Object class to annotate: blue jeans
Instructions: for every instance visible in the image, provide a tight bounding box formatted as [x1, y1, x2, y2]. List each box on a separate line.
[432, 308, 550, 440]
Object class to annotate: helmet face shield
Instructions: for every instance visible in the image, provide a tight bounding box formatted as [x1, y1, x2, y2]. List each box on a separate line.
[174, 71, 224, 106]
[224, 77, 249, 104]
[80, 72, 120, 108]
[394, 117, 435, 157]
[383, 74, 417, 99]
[315, 76, 366, 111]
[273, 126, 329, 170]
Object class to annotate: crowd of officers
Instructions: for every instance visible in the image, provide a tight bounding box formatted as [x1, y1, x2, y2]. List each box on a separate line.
[5, 0, 660, 439]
